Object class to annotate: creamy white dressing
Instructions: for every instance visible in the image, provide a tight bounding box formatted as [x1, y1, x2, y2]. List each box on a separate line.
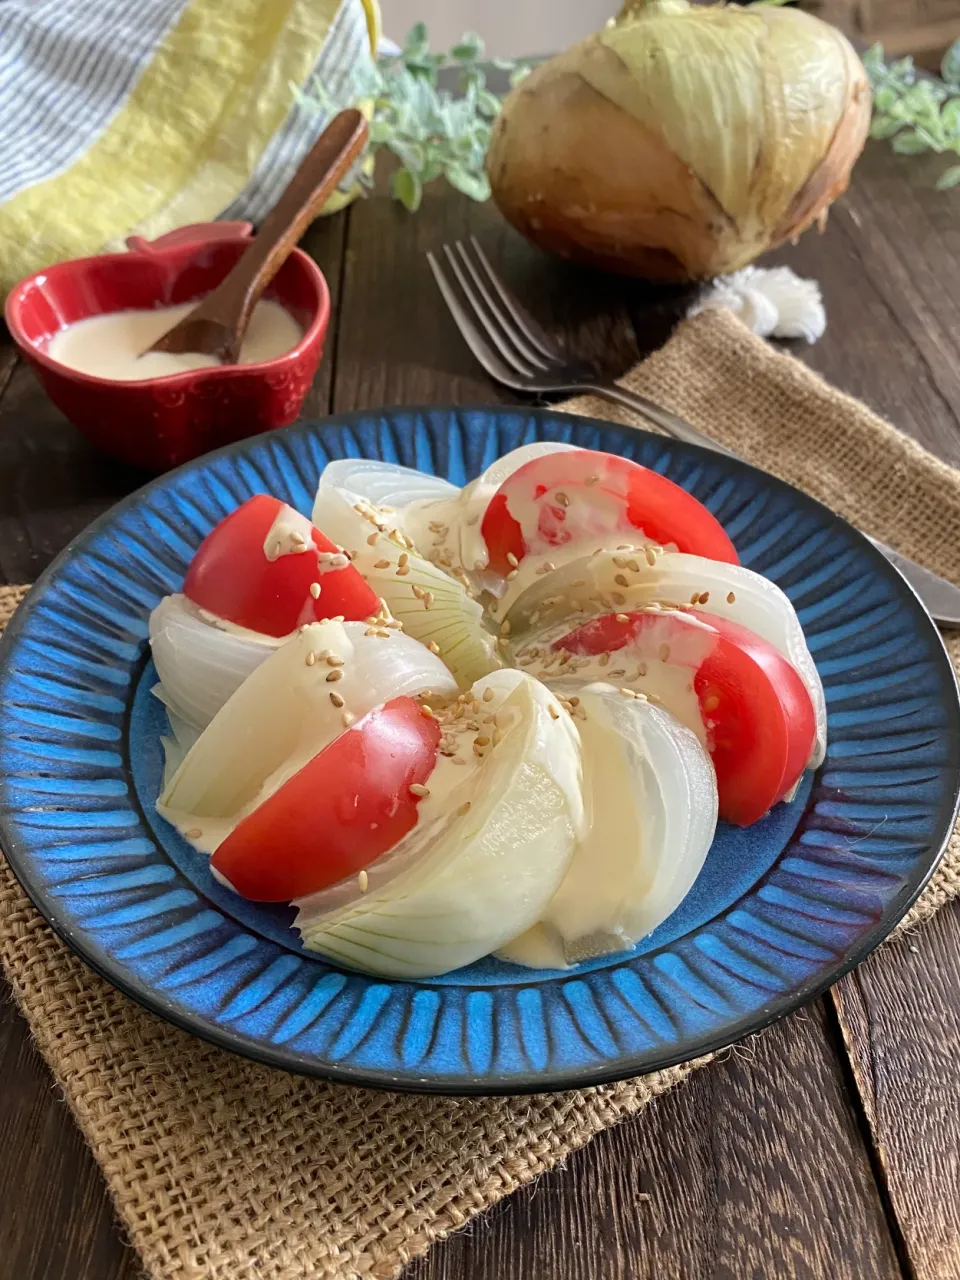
[47, 299, 303, 381]
[261, 506, 316, 562]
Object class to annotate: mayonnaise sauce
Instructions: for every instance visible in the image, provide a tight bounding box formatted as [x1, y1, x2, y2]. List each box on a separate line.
[47, 298, 303, 381]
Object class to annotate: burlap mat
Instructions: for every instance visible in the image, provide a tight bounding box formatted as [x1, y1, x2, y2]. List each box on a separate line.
[2, 308, 959, 1280]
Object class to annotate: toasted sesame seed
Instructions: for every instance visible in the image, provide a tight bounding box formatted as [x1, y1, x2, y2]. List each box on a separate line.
[374, 559, 390, 569]
[659, 643, 671, 662]
[506, 551, 519, 568]
[412, 584, 425, 599]
[305, 651, 317, 667]
[358, 869, 369, 892]
[598, 652, 611, 668]
[457, 801, 472, 816]
[699, 591, 710, 605]
[398, 552, 409, 568]
[396, 565, 410, 576]
[690, 591, 701, 605]
[627, 559, 641, 573]
[556, 492, 570, 507]
[421, 705, 436, 719]
[451, 756, 466, 765]
[615, 573, 629, 588]
[326, 669, 343, 683]
[423, 592, 434, 609]
[645, 547, 657, 566]
[326, 654, 344, 666]
[507, 569, 518, 580]
[612, 592, 627, 605]
[616, 613, 630, 623]
[482, 687, 495, 702]
[366, 532, 379, 546]
[342, 711, 355, 726]
[727, 591, 736, 604]
[329, 691, 345, 708]
[613, 556, 628, 569]
[309, 582, 322, 599]
[427, 640, 441, 655]
[585, 474, 600, 486]
[548, 704, 560, 719]
[703, 693, 721, 712]
[186, 827, 202, 839]
[500, 620, 511, 635]
[410, 783, 431, 797]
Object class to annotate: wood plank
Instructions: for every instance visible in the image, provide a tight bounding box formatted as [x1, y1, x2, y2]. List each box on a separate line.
[339, 183, 901, 1280]
[406, 1004, 900, 1280]
[832, 901, 960, 1280]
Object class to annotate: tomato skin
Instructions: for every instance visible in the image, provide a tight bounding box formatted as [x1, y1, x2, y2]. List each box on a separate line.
[557, 609, 815, 827]
[183, 494, 379, 637]
[481, 449, 738, 576]
[211, 697, 441, 901]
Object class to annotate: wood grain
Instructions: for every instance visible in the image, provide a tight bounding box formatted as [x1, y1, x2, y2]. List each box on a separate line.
[407, 1004, 899, 1280]
[832, 901, 960, 1280]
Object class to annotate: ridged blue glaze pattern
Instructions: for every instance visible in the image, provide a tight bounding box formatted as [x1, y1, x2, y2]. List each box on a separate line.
[0, 407, 957, 1095]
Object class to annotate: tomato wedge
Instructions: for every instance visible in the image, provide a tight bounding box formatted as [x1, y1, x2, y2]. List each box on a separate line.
[211, 697, 441, 901]
[183, 494, 380, 637]
[481, 449, 738, 576]
[557, 610, 815, 826]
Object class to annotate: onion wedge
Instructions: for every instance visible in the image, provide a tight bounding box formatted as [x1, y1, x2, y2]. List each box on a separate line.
[505, 549, 826, 766]
[295, 670, 584, 978]
[158, 620, 456, 848]
[312, 481, 501, 688]
[499, 682, 717, 969]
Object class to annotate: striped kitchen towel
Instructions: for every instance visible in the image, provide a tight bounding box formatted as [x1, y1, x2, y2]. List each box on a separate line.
[0, 0, 380, 302]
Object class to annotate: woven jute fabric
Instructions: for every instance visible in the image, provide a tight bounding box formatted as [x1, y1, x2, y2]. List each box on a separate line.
[1, 308, 959, 1280]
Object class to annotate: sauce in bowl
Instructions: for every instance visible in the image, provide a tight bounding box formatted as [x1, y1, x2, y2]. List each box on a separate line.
[47, 299, 303, 381]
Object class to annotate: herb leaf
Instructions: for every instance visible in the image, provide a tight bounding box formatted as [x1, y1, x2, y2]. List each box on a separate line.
[865, 40, 960, 189]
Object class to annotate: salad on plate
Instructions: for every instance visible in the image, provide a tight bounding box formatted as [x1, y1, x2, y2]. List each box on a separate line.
[149, 443, 824, 978]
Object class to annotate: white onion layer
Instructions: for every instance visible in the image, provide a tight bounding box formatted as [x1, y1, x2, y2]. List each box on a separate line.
[295, 670, 584, 978]
[505, 549, 826, 766]
[318, 458, 459, 509]
[499, 682, 717, 969]
[158, 620, 457, 849]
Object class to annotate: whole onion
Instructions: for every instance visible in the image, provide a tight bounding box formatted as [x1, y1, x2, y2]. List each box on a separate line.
[486, 0, 871, 281]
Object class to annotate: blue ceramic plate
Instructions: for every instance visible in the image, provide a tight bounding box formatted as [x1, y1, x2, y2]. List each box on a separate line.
[1, 407, 957, 1095]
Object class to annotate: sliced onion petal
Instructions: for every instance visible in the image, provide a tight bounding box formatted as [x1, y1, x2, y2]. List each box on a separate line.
[499, 681, 717, 968]
[149, 594, 278, 732]
[505, 549, 826, 766]
[312, 482, 501, 687]
[318, 458, 459, 510]
[158, 620, 456, 837]
[295, 670, 583, 978]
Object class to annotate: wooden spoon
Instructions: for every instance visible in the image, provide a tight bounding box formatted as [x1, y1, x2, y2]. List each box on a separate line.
[147, 109, 368, 364]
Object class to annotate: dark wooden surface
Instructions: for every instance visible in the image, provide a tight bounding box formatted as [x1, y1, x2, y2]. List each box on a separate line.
[2, 140, 960, 1280]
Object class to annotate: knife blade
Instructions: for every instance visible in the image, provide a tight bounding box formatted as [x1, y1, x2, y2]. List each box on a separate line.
[594, 383, 960, 630]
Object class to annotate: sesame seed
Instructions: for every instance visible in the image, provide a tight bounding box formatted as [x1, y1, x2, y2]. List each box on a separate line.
[475, 735, 491, 748]
[615, 573, 629, 588]
[326, 669, 343, 682]
[556, 492, 570, 507]
[610, 668, 626, 678]
[659, 643, 671, 661]
[305, 652, 317, 667]
[703, 693, 720, 712]
[412, 584, 425, 599]
[507, 569, 518, 580]
[366, 532, 379, 546]
[374, 559, 390, 569]
[690, 592, 701, 605]
[186, 827, 202, 839]
[309, 582, 322, 599]
[616, 613, 630, 623]
[627, 560, 641, 573]
[548, 704, 560, 719]
[727, 591, 736, 604]
[613, 556, 628, 569]
[500, 620, 511, 635]
[358, 869, 369, 893]
[506, 551, 519, 568]
[612, 592, 627, 605]
[423, 592, 434, 609]
[585, 475, 600, 486]
[451, 756, 466, 765]
[410, 783, 431, 797]
[457, 801, 472, 816]
[421, 705, 436, 719]
[342, 711, 355, 727]
[396, 565, 410, 576]
[329, 691, 345, 707]
[598, 652, 611, 667]
[427, 640, 441, 655]
[619, 687, 636, 698]
[645, 548, 657, 566]
[273, 540, 283, 558]
[482, 687, 495, 702]
[699, 591, 710, 605]
[398, 552, 409, 568]
[326, 654, 344, 667]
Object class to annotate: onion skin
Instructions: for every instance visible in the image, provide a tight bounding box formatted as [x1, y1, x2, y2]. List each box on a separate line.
[486, 1, 871, 281]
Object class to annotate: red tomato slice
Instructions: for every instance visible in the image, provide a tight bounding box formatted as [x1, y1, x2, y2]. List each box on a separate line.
[211, 696, 441, 901]
[183, 494, 380, 638]
[557, 610, 815, 826]
[481, 449, 738, 576]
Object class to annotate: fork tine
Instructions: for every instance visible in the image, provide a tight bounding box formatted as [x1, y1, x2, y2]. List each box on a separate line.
[452, 241, 553, 372]
[468, 235, 568, 363]
[426, 252, 528, 391]
[440, 244, 539, 378]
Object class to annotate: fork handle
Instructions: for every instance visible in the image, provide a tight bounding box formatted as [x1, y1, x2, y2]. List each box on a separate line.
[579, 381, 740, 460]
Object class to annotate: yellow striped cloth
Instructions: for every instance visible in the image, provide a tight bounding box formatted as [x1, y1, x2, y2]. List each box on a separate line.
[0, 0, 380, 302]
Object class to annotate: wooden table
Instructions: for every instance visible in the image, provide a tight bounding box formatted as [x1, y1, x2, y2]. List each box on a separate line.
[2, 139, 960, 1280]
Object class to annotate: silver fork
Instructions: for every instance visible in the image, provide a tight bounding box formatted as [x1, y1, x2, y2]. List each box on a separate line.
[427, 237, 960, 628]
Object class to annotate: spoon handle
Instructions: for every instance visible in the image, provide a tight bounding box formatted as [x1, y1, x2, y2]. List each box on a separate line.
[211, 109, 368, 359]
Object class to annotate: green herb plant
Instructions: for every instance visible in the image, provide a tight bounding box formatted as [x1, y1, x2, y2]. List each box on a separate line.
[298, 24, 529, 212]
[863, 40, 960, 189]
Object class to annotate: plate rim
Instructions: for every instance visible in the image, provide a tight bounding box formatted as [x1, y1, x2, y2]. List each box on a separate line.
[1, 403, 958, 1096]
